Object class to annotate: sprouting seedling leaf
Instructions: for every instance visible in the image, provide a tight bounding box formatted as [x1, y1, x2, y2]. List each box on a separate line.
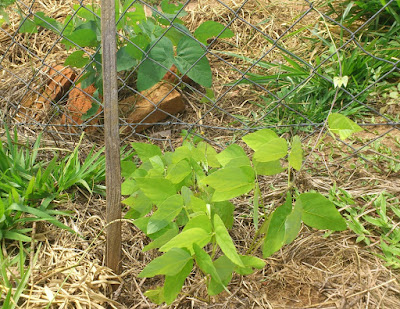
[328, 113, 363, 140]
[65, 50, 91, 68]
[200, 88, 215, 104]
[333, 75, 349, 88]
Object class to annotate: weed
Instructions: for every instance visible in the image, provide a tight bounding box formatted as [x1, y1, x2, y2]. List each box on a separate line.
[0, 127, 110, 242]
[330, 186, 400, 269]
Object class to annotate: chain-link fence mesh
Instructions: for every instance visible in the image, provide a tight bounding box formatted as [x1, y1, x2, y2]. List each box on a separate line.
[1, 0, 400, 168]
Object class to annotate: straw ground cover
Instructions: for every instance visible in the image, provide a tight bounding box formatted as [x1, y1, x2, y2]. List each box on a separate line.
[1, 0, 400, 307]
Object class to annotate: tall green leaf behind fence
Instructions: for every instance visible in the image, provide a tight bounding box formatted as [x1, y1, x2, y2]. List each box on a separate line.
[0, 0, 399, 167]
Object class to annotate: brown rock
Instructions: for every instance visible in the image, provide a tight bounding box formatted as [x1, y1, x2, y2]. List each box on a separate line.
[61, 83, 102, 133]
[162, 65, 179, 84]
[17, 65, 76, 122]
[45, 65, 76, 102]
[162, 65, 193, 85]
[121, 82, 184, 133]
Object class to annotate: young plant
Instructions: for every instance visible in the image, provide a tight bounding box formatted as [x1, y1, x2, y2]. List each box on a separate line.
[121, 116, 359, 304]
[19, 0, 233, 106]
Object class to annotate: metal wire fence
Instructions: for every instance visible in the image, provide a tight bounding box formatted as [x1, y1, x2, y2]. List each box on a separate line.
[1, 0, 400, 165]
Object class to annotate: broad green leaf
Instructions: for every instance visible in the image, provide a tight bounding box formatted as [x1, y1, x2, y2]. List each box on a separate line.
[166, 160, 192, 184]
[242, 129, 278, 151]
[201, 166, 254, 202]
[183, 214, 212, 234]
[288, 136, 303, 171]
[174, 36, 212, 88]
[212, 201, 235, 229]
[137, 37, 175, 91]
[216, 144, 250, 167]
[181, 186, 193, 205]
[64, 29, 98, 47]
[124, 3, 146, 22]
[240, 255, 266, 269]
[144, 288, 164, 305]
[123, 191, 153, 219]
[253, 158, 284, 176]
[159, 228, 211, 254]
[147, 194, 183, 234]
[193, 243, 224, 286]
[214, 215, 244, 267]
[196, 142, 220, 167]
[138, 248, 192, 278]
[284, 202, 302, 244]
[263, 193, 292, 258]
[161, 0, 187, 15]
[171, 145, 194, 164]
[19, 18, 37, 33]
[121, 161, 136, 178]
[125, 34, 150, 60]
[208, 255, 235, 296]
[188, 196, 208, 213]
[194, 20, 234, 45]
[131, 142, 162, 162]
[121, 178, 137, 195]
[200, 88, 215, 104]
[136, 178, 176, 204]
[73, 4, 98, 21]
[143, 225, 179, 252]
[297, 193, 347, 231]
[164, 259, 193, 304]
[328, 113, 363, 140]
[149, 156, 165, 174]
[253, 138, 288, 162]
[34, 12, 62, 32]
[235, 255, 266, 275]
[116, 46, 137, 72]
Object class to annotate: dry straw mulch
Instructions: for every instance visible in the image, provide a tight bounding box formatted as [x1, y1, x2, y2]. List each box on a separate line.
[5, 189, 399, 309]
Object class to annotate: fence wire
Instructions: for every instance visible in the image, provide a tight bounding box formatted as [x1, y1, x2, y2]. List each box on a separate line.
[1, 0, 400, 169]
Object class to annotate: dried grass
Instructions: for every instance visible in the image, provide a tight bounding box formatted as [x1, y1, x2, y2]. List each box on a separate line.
[1, 0, 400, 308]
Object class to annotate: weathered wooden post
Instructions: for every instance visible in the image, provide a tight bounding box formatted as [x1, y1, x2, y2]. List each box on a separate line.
[101, 0, 122, 274]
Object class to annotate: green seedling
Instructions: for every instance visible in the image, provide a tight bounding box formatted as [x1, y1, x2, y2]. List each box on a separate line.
[121, 114, 359, 304]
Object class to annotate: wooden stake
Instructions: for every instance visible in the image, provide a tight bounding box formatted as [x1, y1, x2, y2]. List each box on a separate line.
[101, 0, 121, 274]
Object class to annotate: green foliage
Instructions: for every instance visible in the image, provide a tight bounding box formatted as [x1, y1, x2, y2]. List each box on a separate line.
[0, 127, 110, 242]
[326, 0, 400, 30]
[122, 122, 356, 304]
[330, 187, 400, 269]
[0, 0, 16, 26]
[328, 112, 363, 140]
[0, 242, 40, 309]
[22, 0, 233, 96]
